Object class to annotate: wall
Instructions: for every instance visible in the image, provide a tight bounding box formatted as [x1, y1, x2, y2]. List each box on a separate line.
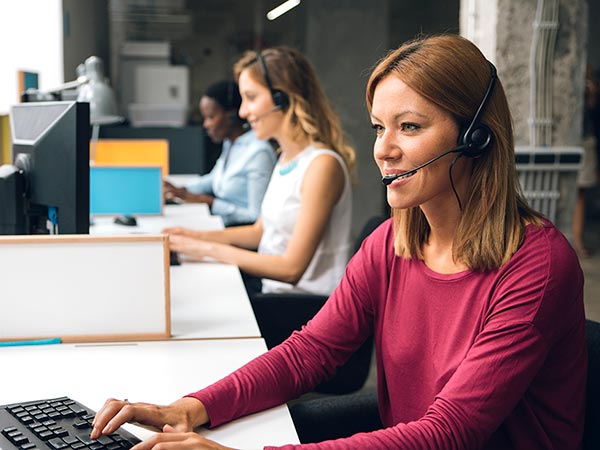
[62, 0, 110, 82]
[0, 0, 63, 114]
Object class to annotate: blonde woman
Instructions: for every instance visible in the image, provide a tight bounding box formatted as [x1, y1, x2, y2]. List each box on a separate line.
[165, 47, 355, 296]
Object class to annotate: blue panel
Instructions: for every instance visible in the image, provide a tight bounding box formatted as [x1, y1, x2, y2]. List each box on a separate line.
[90, 166, 162, 215]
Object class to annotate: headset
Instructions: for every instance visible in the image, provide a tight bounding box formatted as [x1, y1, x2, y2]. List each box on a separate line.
[256, 51, 290, 111]
[457, 61, 498, 158]
[382, 61, 498, 187]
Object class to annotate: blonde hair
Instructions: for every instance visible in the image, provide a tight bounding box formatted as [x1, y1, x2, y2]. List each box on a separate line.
[234, 46, 356, 173]
[366, 35, 543, 271]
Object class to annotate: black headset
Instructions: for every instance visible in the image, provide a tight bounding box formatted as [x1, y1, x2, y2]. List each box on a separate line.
[256, 52, 290, 111]
[457, 61, 498, 158]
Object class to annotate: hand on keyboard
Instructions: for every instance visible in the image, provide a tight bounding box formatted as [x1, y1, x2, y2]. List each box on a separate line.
[91, 398, 232, 450]
[90, 398, 205, 441]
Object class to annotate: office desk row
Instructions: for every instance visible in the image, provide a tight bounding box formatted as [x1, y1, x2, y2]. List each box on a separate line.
[0, 339, 299, 448]
[1, 202, 300, 447]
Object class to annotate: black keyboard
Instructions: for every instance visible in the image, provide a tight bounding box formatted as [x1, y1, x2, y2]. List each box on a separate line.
[0, 397, 141, 450]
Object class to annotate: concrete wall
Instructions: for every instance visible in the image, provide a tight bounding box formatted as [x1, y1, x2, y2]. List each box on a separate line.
[62, 0, 110, 82]
[305, 0, 390, 234]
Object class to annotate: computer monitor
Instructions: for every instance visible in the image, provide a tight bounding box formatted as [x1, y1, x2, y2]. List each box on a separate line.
[0, 101, 90, 234]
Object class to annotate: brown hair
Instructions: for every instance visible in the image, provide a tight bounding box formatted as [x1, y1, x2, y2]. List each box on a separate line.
[234, 46, 355, 173]
[366, 35, 543, 271]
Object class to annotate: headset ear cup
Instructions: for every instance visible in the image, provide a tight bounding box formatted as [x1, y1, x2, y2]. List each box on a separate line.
[272, 90, 289, 111]
[461, 124, 492, 158]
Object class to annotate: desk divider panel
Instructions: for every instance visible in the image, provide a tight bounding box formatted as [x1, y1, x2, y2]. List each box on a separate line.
[93, 139, 169, 176]
[0, 234, 171, 343]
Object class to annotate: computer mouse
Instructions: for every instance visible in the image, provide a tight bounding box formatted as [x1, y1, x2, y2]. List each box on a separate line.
[169, 250, 181, 266]
[114, 215, 137, 226]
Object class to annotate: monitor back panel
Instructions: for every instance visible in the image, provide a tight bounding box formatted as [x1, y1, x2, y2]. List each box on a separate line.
[90, 165, 162, 216]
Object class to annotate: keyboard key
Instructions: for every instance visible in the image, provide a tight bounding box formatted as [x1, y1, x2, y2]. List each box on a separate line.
[48, 438, 68, 450]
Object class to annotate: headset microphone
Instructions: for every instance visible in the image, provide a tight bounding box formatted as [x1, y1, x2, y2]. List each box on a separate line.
[381, 144, 468, 185]
[242, 106, 282, 130]
[381, 61, 498, 187]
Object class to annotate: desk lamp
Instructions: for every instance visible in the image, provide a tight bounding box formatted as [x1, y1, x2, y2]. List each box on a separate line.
[75, 56, 123, 162]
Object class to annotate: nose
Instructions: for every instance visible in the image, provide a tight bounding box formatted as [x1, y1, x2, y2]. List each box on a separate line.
[238, 101, 248, 119]
[373, 130, 402, 163]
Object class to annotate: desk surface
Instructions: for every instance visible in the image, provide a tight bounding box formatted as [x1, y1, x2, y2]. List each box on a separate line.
[0, 339, 299, 448]
[90, 204, 218, 235]
[170, 262, 261, 339]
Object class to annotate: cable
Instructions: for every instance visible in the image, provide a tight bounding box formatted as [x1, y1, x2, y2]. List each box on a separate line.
[449, 153, 464, 212]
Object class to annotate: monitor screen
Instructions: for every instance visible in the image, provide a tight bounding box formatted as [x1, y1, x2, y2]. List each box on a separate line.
[0, 101, 90, 234]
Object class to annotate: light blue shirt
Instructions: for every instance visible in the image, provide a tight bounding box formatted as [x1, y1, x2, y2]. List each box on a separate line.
[186, 130, 276, 226]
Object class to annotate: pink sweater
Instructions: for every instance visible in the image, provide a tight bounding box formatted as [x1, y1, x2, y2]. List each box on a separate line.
[188, 220, 586, 449]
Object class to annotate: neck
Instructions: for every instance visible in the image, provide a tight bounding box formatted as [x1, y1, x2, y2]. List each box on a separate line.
[227, 126, 245, 143]
[276, 134, 312, 164]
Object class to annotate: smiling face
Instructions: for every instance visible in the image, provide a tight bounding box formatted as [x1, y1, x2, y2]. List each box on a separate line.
[199, 96, 232, 143]
[237, 69, 283, 140]
[371, 75, 472, 213]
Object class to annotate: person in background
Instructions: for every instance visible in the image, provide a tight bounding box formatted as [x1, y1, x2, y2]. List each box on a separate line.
[91, 35, 585, 449]
[163, 80, 276, 227]
[572, 65, 599, 257]
[163, 47, 355, 297]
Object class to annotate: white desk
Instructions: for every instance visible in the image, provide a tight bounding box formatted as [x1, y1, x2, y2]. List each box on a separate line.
[170, 262, 261, 339]
[90, 202, 261, 339]
[0, 339, 300, 448]
[90, 204, 220, 235]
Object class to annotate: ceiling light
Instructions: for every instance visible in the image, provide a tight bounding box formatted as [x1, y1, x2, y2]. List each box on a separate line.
[266, 0, 301, 21]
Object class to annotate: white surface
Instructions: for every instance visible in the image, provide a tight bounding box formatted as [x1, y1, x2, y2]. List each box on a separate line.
[90, 204, 217, 235]
[0, 0, 63, 114]
[134, 65, 189, 105]
[0, 236, 169, 341]
[89, 202, 260, 340]
[0, 339, 300, 448]
[170, 262, 261, 339]
[164, 174, 203, 187]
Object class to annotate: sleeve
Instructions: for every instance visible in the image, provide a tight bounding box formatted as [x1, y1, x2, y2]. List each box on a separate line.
[210, 145, 275, 226]
[185, 171, 214, 195]
[185, 223, 390, 430]
[265, 227, 586, 449]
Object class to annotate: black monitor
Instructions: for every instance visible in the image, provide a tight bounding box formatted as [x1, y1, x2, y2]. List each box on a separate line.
[0, 101, 90, 234]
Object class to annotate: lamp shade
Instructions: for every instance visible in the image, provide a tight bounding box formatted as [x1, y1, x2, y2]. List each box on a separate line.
[77, 56, 123, 125]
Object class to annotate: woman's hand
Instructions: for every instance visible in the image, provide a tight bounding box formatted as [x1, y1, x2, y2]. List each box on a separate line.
[163, 181, 189, 201]
[131, 425, 235, 450]
[90, 397, 207, 440]
[168, 234, 213, 260]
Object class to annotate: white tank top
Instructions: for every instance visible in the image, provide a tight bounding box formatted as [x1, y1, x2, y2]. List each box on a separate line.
[258, 146, 352, 295]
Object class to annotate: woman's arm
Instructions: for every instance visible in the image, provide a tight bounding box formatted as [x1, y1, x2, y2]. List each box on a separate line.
[164, 218, 264, 250]
[210, 149, 275, 226]
[168, 154, 345, 283]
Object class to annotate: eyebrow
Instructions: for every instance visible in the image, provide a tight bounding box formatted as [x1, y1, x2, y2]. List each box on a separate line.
[370, 110, 428, 122]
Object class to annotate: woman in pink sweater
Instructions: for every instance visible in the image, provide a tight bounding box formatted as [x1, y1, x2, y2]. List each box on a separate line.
[91, 34, 586, 449]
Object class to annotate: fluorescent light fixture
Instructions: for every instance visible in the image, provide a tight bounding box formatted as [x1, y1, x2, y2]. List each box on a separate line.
[266, 0, 301, 20]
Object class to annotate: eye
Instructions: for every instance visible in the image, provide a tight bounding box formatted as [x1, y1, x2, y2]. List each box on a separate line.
[371, 123, 384, 137]
[400, 122, 420, 132]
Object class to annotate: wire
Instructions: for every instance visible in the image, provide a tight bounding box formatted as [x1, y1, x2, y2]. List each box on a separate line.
[449, 153, 464, 212]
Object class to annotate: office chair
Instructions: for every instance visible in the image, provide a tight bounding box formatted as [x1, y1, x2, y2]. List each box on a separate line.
[584, 318, 600, 449]
[250, 215, 387, 395]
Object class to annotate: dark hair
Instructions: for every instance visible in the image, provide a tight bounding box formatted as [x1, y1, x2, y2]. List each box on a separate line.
[204, 80, 242, 112]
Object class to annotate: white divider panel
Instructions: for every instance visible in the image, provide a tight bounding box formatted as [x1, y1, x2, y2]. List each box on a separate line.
[0, 234, 170, 342]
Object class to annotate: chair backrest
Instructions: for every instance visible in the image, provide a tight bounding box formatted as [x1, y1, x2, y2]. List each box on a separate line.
[250, 215, 388, 395]
[584, 319, 600, 449]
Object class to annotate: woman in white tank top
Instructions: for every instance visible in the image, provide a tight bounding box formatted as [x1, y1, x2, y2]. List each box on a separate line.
[164, 46, 356, 296]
